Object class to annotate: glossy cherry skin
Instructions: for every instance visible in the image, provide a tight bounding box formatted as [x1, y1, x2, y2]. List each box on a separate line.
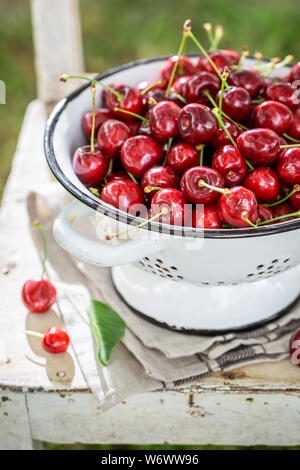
[97, 119, 131, 158]
[106, 171, 131, 183]
[143, 88, 180, 111]
[265, 82, 298, 110]
[289, 62, 300, 83]
[244, 167, 279, 203]
[125, 120, 140, 136]
[192, 205, 222, 229]
[228, 70, 262, 98]
[216, 86, 252, 122]
[42, 327, 70, 354]
[212, 145, 247, 187]
[171, 75, 191, 95]
[277, 148, 300, 184]
[211, 117, 240, 149]
[101, 179, 145, 213]
[73, 145, 110, 186]
[178, 103, 218, 145]
[220, 49, 241, 65]
[150, 188, 189, 226]
[258, 205, 273, 224]
[253, 101, 293, 135]
[106, 84, 143, 120]
[161, 55, 195, 82]
[237, 128, 280, 165]
[259, 76, 274, 97]
[217, 186, 258, 228]
[197, 51, 232, 75]
[183, 72, 220, 105]
[121, 135, 163, 178]
[290, 328, 300, 368]
[181, 166, 225, 204]
[289, 108, 300, 140]
[272, 202, 295, 222]
[291, 189, 300, 210]
[149, 101, 181, 141]
[166, 142, 199, 174]
[141, 166, 179, 197]
[82, 108, 113, 139]
[22, 279, 56, 313]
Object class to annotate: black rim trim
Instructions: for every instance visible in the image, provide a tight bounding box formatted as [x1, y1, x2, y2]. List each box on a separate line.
[44, 55, 300, 239]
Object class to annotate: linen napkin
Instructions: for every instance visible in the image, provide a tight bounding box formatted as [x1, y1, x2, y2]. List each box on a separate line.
[26, 185, 300, 410]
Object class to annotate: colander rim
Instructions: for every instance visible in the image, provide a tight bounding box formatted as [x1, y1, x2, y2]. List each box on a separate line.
[44, 54, 300, 239]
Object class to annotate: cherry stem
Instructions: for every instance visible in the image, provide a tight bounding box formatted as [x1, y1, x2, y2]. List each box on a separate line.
[175, 93, 187, 104]
[204, 91, 248, 130]
[241, 212, 258, 227]
[33, 221, 47, 278]
[140, 81, 163, 95]
[25, 330, 44, 340]
[113, 107, 149, 124]
[264, 186, 300, 207]
[165, 23, 190, 97]
[89, 187, 101, 198]
[234, 46, 249, 69]
[280, 144, 300, 148]
[203, 23, 214, 51]
[162, 137, 173, 165]
[144, 186, 163, 193]
[283, 134, 300, 143]
[258, 211, 300, 226]
[60, 75, 123, 101]
[188, 30, 230, 89]
[106, 208, 168, 240]
[198, 179, 229, 195]
[127, 172, 138, 184]
[211, 25, 224, 51]
[90, 83, 96, 153]
[199, 144, 205, 166]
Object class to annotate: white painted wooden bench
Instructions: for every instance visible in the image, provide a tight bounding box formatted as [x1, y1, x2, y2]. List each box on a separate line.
[1, 0, 300, 450]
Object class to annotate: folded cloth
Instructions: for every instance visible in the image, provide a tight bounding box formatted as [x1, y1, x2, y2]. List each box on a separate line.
[27, 185, 300, 410]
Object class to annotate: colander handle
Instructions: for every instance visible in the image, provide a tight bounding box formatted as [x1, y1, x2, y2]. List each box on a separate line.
[53, 200, 166, 267]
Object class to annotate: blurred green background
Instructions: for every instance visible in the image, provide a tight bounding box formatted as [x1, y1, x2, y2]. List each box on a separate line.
[0, 0, 299, 450]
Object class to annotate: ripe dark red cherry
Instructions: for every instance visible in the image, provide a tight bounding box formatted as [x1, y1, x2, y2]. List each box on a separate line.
[22, 278, 56, 313]
[42, 327, 70, 354]
[253, 101, 293, 135]
[258, 204, 273, 224]
[106, 84, 143, 120]
[121, 135, 163, 177]
[289, 108, 300, 140]
[277, 148, 300, 184]
[237, 128, 280, 165]
[101, 179, 145, 212]
[216, 86, 252, 122]
[211, 117, 240, 148]
[149, 101, 181, 141]
[141, 166, 179, 197]
[265, 82, 298, 110]
[151, 188, 189, 226]
[289, 62, 300, 83]
[244, 167, 279, 203]
[217, 186, 258, 228]
[220, 49, 241, 65]
[106, 171, 131, 182]
[97, 119, 131, 158]
[197, 51, 232, 75]
[143, 88, 180, 110]
[178, 103, 218, 145]
[259, 76, 274, 97]
[126, 120, 140, 136]
[161, 55, 195, 81]
[192, 205, 222, 229]
[181, 166, 225, 204]
[272, 202, 295, 222]
[212, 145, 247, 186]
[82, 108, 113, 138]
[183, 72, 220, 105]
[290, 328, 300, 368]
[291, 189, 300, 210]
[228, 70, 262, 98]
[166, 142, 199, 174]
[171, 75, 191, 95]
[73, 145, 110, 186]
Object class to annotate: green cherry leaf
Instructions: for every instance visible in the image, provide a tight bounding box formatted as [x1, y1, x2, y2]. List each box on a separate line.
[88, 300, 126, 366]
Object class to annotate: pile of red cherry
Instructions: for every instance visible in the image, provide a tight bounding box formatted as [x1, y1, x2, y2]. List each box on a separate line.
[71, 23, 300, 230]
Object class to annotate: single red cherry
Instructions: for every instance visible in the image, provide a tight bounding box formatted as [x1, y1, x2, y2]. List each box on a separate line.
[161, 55, 195, 82]
[228, 70, 262, 98]
[289, 62, 300, 83]
[211, 117, 240, 148]
[82, 108, 113, 139]
[42, 327, 70, 354]
[272, 202, 295, 222]
[289, 108, 300, 140]
[244, 167, 279, 203]
[197, 51, 232, 75]
[216, 86, 252, 122]
[125, 120, 140, 136]
[22, 278, 56, 313]
[277, 147, 300, 184]
[237, 128, 280, 165]
[181, 166, 225, 204]
[258, 76, 274, 97]
[73, 145, 110, 186]
[183, 72, 220, 105]
[150, 188, 189, 226]
[212, 145, 247, 187]
[106, 171, 131, 182]
[101, 179, 145, 213]
[258, 205, 273, 224]
[217, 186, 258, 228]
[290, 328, 300, 368]
[97, 119, 131, 158]
[265, 82, 298, 110]
[192, 205, 222, 229]
[143, 88, 180, 110]
[253, 101, 293, 135]
[178, 103, 218, 145]
[166, 142, 199, 174]
[149, 101, 181, 141]
[121, 135, 163, 177]
[171, 75, 191, 95]
[291, 188, 300, 210]
[220, 49, 241, 65]
[141, 166, 179, 197]
[106, 84, 143, 120]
